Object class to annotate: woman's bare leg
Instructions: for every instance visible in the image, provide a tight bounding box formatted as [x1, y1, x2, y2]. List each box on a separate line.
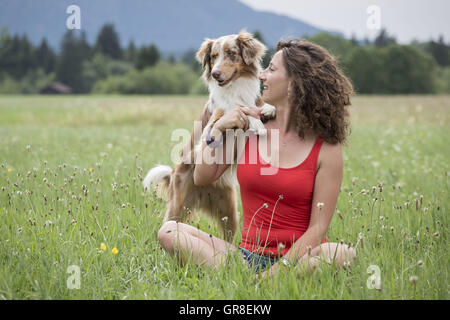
[157, 220, 237, 268]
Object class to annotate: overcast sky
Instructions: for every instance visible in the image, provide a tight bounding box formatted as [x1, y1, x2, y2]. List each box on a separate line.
[239, 0, 450, 43]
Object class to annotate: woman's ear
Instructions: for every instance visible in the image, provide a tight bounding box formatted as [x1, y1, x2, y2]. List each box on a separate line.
[196, 38, 214, 69]
[237, 30, 267, 65]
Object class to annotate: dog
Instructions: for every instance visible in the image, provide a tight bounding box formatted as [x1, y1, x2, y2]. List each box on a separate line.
[143, 31, 276, 241]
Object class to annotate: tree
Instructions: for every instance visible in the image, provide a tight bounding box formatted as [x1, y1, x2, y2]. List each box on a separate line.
[0, 29, 37, 79]
[425, 35, 449, 67]
[95, 24, 122, 60]
[35, 38, 56, 74]
[380, 44, 436, 93]
[124, 40, 138, 64]
[56, 30, 92, 93]
[344, 46, 387, 94]
[136, 44, 160, 70]
[374, 28, 396, 47]
[308, 32, 354, 60]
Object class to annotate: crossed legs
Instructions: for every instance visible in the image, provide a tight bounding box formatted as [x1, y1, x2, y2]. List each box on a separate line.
[157, 221, 356, 272]
[157, 221, 237, 268]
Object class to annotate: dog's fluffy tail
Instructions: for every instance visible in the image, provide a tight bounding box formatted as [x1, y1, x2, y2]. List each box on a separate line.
[143, 165, 172, 200]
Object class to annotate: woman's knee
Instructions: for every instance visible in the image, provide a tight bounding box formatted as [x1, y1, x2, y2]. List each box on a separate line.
[316, 242, 357, 265]
[157, 220, 179, 251]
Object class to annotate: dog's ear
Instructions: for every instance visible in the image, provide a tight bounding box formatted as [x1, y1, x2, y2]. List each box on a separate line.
[196, 38, 214, 70]
[237, 30, 267, 65]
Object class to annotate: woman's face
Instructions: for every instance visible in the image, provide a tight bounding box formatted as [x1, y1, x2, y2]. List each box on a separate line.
[259, 50, 290, 106]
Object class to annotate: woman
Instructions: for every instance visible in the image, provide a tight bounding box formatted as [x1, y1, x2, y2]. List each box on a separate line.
[157, 38, 356, 277]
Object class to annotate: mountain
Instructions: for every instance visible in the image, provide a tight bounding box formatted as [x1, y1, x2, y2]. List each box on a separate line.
[0, 0, 335, 54]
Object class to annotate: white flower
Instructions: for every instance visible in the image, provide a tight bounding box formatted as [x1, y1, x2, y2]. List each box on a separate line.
[317, 202, 324, 210]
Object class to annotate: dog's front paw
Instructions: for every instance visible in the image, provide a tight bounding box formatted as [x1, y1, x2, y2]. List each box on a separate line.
[248, 116, 267, 136]
[260, 104, 276, 122]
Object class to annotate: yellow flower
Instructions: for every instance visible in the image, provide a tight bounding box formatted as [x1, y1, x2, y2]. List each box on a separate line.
[89, 168, 93, 172]
[7, 168, 12, 172]
[112, 247, 118, 255]
[100, 243, 107, 251]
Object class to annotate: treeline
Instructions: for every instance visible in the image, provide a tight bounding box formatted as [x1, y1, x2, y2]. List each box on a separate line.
[0, 25, 449, 94]
[0, 25, 207, 94]
[302, 30, 450, 94]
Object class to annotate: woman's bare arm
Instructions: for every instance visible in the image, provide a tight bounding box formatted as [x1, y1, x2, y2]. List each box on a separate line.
[193, 106, 261, 186]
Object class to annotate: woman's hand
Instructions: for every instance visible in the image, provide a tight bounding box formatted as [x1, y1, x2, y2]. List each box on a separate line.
[213, 106, 261, 133]
[254, 263, 281, 280]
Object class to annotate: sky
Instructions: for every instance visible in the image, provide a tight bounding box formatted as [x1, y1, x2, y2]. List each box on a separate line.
[239, 0, 450, 44]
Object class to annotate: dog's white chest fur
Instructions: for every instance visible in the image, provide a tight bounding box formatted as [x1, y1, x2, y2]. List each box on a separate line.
[207, 77, 260, 112]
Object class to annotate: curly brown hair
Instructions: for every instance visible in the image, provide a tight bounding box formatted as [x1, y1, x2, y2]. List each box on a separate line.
[275, 38, 354, 145]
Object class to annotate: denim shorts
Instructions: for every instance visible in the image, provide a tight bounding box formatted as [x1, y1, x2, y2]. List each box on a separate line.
[238, 247, 278, 273]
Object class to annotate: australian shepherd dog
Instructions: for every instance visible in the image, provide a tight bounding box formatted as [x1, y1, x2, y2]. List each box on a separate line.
[143, 31, 275, 241]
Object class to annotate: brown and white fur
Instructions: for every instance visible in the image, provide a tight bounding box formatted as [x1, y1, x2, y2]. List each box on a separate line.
[143, 31, 276, 241]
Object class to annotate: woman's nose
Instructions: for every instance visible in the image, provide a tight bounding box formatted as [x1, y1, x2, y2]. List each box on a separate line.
[259, 70, 266, 81]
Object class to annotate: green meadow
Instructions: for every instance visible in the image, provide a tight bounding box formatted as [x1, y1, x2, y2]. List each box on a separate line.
[0, 94, 448, 299]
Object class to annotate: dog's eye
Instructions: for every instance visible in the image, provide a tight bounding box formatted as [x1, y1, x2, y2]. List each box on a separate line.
[228, 51, 235, 57]
[211, 53, 218, 59]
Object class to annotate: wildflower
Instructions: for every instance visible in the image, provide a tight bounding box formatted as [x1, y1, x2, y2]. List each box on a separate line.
[338, 211, 344, 220]
[390, 226, 394, 232]
[417, 260, 423, 266]
[379, 216, 384, 221]
[112, 247, 118, 255]
[277, 243, 286, 252]
[433, 232, 440, 238]
[89, 168, 93, 172]
[221, 216, 228, 223]
[100, 243, 107, 251]
[409, 275, 418, 285]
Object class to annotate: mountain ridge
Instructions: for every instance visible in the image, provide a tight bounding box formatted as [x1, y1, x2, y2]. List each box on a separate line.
[0, 0, 338, 54]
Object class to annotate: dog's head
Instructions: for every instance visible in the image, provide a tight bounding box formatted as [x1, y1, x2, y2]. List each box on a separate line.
[196, 30, 266, 87]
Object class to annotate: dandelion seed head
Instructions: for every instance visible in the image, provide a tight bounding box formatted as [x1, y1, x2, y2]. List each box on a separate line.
[409, 275, 418, 285]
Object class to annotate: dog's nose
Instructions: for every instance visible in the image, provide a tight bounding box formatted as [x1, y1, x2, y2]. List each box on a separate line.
[212, 70, 222, 80]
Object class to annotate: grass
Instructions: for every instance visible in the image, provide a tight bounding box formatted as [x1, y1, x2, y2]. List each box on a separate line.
[0, 94, 448, 299]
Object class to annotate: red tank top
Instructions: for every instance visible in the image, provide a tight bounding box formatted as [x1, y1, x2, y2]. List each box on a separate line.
[237, 133, 326, 257]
